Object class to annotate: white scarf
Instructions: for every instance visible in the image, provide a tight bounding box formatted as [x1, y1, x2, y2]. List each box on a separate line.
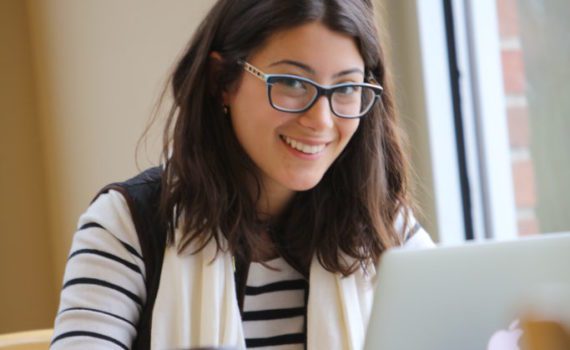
[151, 231, 433, 349]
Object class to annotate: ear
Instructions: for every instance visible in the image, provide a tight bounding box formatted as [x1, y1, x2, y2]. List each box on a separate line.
[208, 51, 229, 105]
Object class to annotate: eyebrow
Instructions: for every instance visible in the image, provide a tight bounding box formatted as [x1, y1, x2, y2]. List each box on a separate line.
[268, 59, 364, 78]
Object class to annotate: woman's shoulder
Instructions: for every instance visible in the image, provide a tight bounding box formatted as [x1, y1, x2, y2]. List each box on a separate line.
[402, 228, 435, 249]
[52, 186, 148, 349]
[81, 166, 164, 243]
[393, 208, 436, 249]
[77, 189, 142, 255]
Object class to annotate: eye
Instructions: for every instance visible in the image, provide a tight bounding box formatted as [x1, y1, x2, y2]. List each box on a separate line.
[274, 77, 307, 90]
[335, 85, 361, 95]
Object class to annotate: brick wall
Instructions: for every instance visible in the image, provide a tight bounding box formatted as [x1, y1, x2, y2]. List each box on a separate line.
[496, 0, 540, 235]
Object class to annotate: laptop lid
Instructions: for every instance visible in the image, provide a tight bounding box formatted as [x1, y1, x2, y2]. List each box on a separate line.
[364, 232, 570, 350]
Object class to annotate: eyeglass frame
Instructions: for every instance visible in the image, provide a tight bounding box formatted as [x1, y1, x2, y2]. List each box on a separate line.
[239, 60, 383, 119]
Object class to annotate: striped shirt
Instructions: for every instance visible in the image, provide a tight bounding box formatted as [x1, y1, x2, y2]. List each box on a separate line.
[243, 258, 308, 349]
[51, 191, 309, 349]
[52, 192, 146, 349]
[51, 190, 428, 349]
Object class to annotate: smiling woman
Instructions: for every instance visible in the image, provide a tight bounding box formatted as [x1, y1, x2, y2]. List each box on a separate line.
[50, 0, 434, 349]
[225, 22, 363, 197]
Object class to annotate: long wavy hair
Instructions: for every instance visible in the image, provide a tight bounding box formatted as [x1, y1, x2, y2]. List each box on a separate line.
[158, 0, 413, 276]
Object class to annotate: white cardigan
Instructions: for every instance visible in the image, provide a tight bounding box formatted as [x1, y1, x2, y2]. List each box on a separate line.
[151, 216, 434, 349]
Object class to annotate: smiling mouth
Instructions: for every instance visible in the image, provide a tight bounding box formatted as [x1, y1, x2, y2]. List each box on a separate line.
[280, 135, 327, 155]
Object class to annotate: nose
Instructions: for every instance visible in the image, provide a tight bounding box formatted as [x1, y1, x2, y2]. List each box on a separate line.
[297, 95, 334, 131]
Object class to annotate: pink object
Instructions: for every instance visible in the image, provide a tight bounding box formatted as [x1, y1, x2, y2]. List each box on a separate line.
[487, 319, 524, 350]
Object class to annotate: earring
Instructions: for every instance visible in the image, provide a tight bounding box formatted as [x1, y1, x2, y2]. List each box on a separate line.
[223, 105, 229, 115]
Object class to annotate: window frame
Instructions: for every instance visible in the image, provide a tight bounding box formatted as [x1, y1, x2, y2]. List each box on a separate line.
[411, 0, 518, 242]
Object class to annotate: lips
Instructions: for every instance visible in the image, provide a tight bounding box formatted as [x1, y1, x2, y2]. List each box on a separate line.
[280, 135, 327, 155]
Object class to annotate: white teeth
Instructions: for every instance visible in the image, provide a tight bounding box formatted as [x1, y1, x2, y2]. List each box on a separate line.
[282, 135, 326, 155]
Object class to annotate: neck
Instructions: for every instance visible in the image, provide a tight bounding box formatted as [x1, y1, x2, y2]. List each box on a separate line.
[256, 180, 295, 220]
[246, 175, 294, 261]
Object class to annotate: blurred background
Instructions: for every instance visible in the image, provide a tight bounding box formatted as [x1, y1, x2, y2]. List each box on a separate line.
[1, 0, 568, 334]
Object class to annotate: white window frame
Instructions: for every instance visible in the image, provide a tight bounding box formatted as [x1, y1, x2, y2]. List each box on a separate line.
[414, 0, 517, 242]
[415, 0, 466, 245]
[460, 0, 518, 240]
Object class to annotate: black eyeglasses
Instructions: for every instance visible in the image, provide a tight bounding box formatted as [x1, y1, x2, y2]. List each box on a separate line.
[240, 61, 383, 119]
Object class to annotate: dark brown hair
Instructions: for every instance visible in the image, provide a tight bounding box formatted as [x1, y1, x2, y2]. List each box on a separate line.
[159, 0, 412, 276]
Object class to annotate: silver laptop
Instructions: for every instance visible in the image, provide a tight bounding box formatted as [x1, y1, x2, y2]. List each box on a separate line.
[364, 232, 570, 350]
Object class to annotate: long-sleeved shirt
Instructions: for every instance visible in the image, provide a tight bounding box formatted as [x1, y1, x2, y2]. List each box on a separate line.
[51, 190, 435, 349]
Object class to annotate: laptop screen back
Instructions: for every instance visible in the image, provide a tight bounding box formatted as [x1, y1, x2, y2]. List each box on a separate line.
[364, 233, 570, 350]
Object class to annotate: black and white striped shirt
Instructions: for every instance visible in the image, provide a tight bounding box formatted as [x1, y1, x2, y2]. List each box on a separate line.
[52, 192, 146, 349]
[242, 258, 308, 349]
[51, 191, 430, 349]
[51, 191, 308, 349]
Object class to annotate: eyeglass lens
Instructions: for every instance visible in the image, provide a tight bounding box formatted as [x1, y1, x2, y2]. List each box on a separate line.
[269, 76, 376, 117]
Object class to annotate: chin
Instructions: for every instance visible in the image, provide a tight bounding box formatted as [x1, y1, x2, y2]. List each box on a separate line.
[285, 175, 324, 192]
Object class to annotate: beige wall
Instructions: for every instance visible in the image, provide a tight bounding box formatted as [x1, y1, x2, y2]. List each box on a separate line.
[26, 0, 216, 296]
[0, 0, 215, 333]
[380, 0, 439, 237]
[0, 0, 435, 333]
[0, 0, 56, 333]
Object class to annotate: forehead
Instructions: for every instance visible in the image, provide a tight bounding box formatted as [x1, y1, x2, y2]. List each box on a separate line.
[250, 21, 364, 72]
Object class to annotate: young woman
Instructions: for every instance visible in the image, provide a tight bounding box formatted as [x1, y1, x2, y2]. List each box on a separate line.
[51, 0, 434, 349]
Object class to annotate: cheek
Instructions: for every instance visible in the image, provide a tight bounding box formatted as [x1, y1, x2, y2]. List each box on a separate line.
[229, 87, 264, 138]
[229, 96, 278, 160]
[338, 119, 360, 147]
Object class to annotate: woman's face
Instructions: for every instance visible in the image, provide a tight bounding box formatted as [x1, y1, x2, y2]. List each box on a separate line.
[225, 21, 363, 200]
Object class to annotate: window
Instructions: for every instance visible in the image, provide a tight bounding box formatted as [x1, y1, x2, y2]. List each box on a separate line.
[457, 0, 570, 238]
[497, 0, 570, 235]
[382, 0, 569, 243]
